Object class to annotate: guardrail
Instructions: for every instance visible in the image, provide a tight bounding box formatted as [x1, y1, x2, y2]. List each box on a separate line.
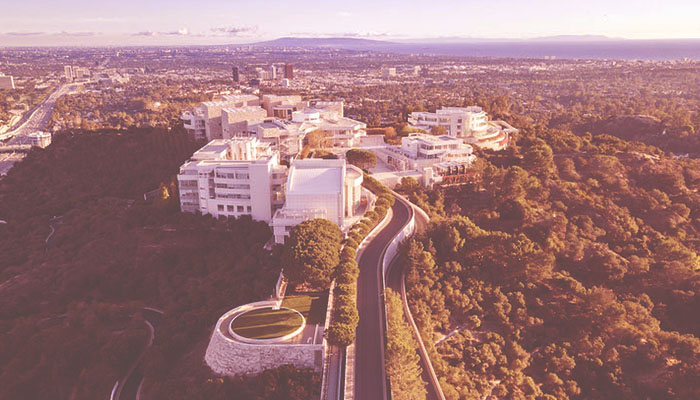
[343, 198, 394, 400]
[378, 193, 416, 400]
[397, 201, 447, 400]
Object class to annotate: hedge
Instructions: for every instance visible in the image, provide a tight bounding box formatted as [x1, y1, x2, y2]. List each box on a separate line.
[326, 175, 396, 346]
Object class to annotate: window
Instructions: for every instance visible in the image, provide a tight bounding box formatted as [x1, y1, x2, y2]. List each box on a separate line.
[217, 204, 224, 211]
[227, 205, 234, 212]
[237, 205, 244, 212]
[247, 206, 252, 212]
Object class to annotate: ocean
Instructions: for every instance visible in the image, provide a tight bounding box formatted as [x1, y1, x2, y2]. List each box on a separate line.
[388, 40, 700, 60]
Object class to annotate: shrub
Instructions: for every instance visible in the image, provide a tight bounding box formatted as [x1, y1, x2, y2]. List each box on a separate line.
[334, 302, 359, 326]
[348, 230, 363, 244]
[326, 323, 355, 346]
[356, 222, 371, 236]
[375, 197, 391, 208]
[336, 270, 356, 285]
[379, 194, 395, 206]
[344, 238, 359, 250]
[335, 283, 356, 298]
[340, 247, 357, 262]
[364, 210, 379, 223]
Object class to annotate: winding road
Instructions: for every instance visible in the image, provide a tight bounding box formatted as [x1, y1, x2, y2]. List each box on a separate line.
[385, 201, 445, 400]
[354, 198, 411, 400]
[113, 308, 162, 400]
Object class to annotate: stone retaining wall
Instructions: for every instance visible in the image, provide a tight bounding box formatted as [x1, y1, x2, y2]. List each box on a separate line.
[205, 301, 324, 376]
[205, 331, 323, 376]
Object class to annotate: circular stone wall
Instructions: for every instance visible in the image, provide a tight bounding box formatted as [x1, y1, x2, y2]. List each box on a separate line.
[229, 307, 305, 342]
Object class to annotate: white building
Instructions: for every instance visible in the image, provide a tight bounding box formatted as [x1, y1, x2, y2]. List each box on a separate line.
[27, 131, 52, 148]
[235, 100, 364, 150]
[272, 159, 363, 244]
[262, 95, 308, 119]
[0, 74, 15, 90]
[64, 66, 73, 82]
[291, 105, 366, 148]
[182, 94, 261, 141]
[408, 106, 515, 151]
[373, 133, 476, 185]
[177, 138, 287, 222]
[382, 67, 397, 78]
[222, 106, 268, 139]
[72, 66, 90, 80]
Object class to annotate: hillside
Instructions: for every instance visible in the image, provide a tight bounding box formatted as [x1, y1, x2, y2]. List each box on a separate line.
[396, 129, 700, 399]
[0, 129, 319, 400]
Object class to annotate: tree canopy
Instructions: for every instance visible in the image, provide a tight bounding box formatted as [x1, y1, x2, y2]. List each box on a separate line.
[345, 148, 377, 171]
[282, 218, 343, 289]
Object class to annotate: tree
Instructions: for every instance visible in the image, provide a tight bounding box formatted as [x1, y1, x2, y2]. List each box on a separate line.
[430, 125, 448, 136]
[345, 148, 377, 171]
[305, 129, 332, 149]
[522, 138, 554, 176]
[282, 219, 342, 288]
[385, 288, 427, 400]
[384, 127, 398, 143]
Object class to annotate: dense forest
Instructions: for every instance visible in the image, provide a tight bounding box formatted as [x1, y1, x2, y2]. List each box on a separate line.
[0, 129, 318, 399]
[396, 124, 700, 398]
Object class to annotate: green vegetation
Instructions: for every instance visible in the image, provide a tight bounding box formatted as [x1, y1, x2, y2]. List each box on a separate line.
[0, 83, 54, 127]
[282, 218, 343, 289]
[0, 128, 318, 399]
[304, 129, 332, 149]
[281, 293, 328, 325]
[326, 175, 396, 346]
[231, 307, 304, 340]
[385, 288, 427, 400]
[345, 148, 377, 171]
[50, 76, 208, 131]
[398, 130, 700, 399]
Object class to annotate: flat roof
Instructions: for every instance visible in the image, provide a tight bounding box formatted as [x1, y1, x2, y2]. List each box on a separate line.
[192, 140, 230, 158]
[223, 106, 265, 113]
[288, 166, 342, 194]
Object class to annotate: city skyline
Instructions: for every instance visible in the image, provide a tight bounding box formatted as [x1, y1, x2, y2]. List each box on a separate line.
[2, 0, 700, 46]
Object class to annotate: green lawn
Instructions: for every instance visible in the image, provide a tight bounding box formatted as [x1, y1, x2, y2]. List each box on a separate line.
[281, 292, 328, 325]
[230, 307, 304, 339]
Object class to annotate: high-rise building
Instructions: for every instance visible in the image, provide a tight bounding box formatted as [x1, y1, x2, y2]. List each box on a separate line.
[284, 64, 294, 80]
[382, 67, 397, 78]
[269, 65, 277, 80]
[232, 66, 240, 83]
[64, 65, 73, 82]
[0, 74, 15, 90]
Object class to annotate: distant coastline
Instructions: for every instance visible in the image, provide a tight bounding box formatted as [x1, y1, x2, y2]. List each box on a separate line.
[252, 37, 700, 61]
[391, 40, 700, 60]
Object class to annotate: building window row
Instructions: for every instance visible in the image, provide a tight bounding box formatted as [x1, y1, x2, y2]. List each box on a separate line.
[215, 172, 250, 179]
[214, 183, 251, 189]
[217, 193, 252, 200]
[217, 204, 253, 213]
[180, 180, 198, 188]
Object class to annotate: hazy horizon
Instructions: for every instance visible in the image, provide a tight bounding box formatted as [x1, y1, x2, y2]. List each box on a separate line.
[2, 0, 699, 46]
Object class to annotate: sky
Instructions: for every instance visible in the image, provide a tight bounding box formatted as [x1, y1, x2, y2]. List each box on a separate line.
[1, 0, 699, 46]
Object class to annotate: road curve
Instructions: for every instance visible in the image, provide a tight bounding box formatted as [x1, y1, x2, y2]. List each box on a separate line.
[385, 199, 445, 400]
[114, 308, 162, 400]
[355, 198, 412, 400]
